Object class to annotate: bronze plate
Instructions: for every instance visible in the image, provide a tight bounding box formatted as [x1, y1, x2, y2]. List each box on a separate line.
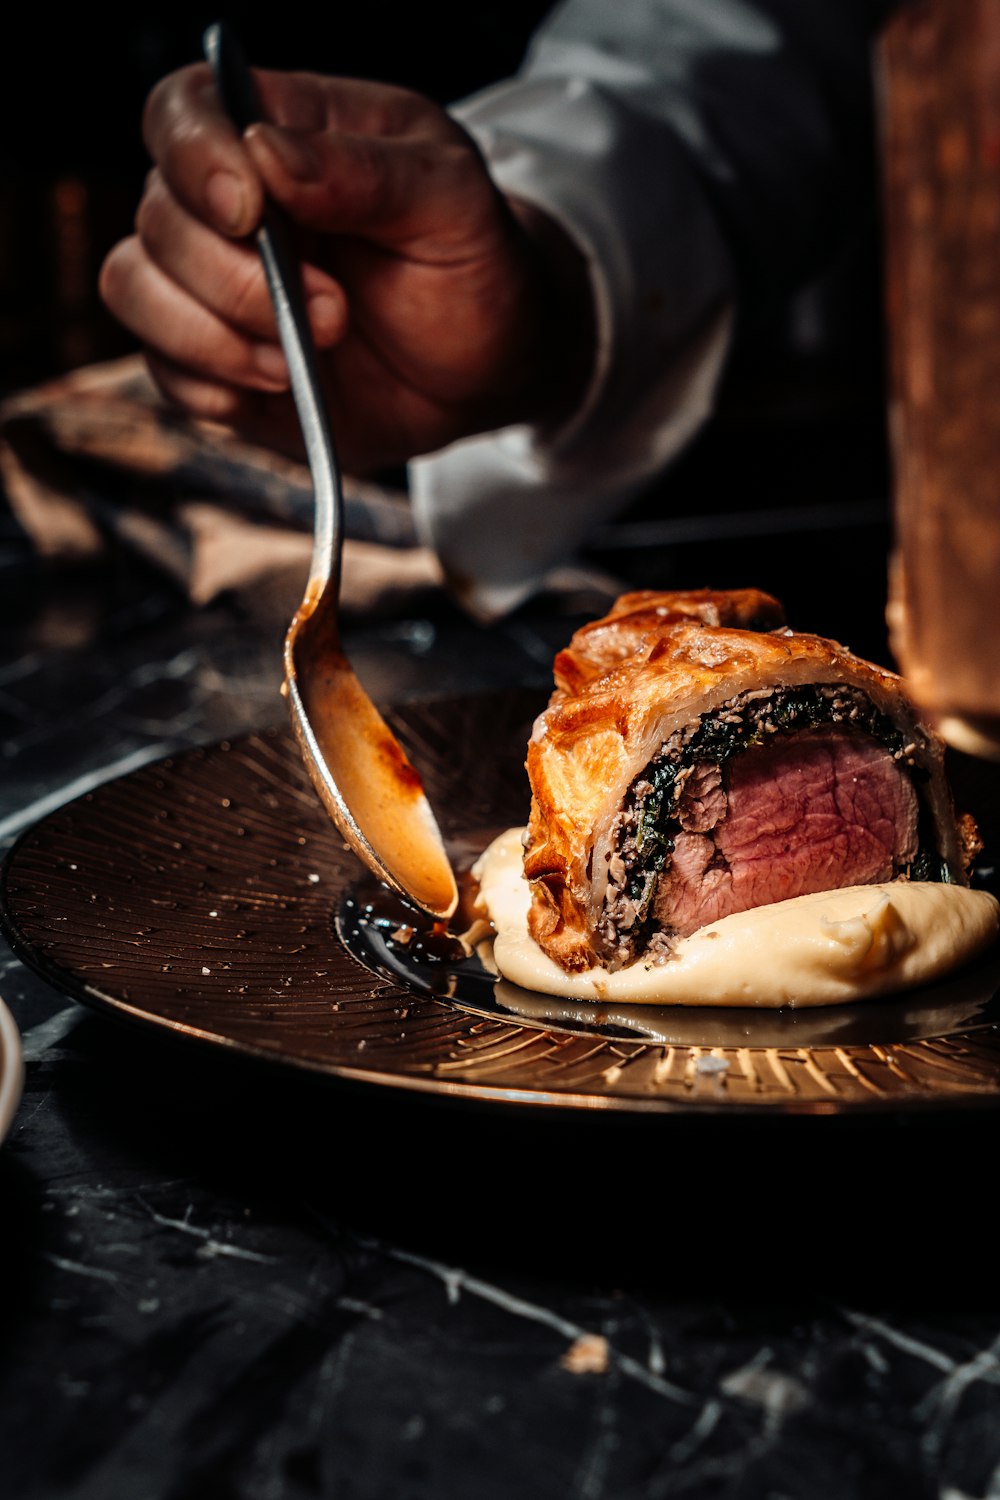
[3, 691, 1000, 1114]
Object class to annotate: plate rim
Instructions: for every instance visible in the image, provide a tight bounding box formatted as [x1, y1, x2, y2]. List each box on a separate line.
[3, 717, 1000, 1119]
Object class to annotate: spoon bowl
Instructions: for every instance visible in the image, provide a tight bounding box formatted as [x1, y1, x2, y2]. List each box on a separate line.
[284, 589, 459, 919]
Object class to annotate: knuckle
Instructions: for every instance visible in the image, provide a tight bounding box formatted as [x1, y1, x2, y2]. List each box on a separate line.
[184, 383, 236, 420]
[133, 178, 165, 245]
[142, 64, 205, 148]
[345, 135, 389, 208]
[147, 360, 230, 419]
[97, 239, 134, 311]
[223, 259, 268, 330]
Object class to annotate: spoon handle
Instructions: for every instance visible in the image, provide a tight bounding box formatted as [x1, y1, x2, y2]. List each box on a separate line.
[203, 21, 343, 602]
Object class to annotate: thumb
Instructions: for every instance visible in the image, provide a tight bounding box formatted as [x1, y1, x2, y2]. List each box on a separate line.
[244, 121, 492, 253]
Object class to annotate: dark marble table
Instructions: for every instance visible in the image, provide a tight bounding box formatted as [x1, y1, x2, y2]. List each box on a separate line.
[3, 540, 1000, 1500]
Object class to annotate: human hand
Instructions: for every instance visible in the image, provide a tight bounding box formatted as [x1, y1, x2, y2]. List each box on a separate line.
[100, 65, 594, 471]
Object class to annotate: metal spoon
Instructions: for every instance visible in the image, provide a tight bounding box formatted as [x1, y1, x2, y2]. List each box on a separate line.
[204, 22, 458, 920]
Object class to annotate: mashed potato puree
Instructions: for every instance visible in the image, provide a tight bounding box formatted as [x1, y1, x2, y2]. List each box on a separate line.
[474, 829, 1000, 1009]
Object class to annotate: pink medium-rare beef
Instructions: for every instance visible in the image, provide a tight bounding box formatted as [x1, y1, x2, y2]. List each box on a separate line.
[654, 726, 920, 937]
[720, 727, 918, 888]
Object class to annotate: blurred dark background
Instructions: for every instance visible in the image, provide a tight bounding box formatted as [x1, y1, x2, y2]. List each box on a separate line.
[0, 4, 892, 658]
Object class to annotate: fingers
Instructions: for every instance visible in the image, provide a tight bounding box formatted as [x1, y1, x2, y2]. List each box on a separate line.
[134, 171, 273, 338]
[133, 169, 346, 343]
[101, 235, 299, 391]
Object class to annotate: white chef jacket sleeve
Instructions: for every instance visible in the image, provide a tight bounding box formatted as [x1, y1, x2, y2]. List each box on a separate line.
[409, 0, 885, 619]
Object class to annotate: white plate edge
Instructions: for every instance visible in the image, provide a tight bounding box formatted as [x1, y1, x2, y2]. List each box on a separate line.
[0, 996, 24, 1146]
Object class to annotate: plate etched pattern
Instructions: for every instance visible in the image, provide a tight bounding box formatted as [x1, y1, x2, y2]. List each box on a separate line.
[3, 692, 1000, 1114]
